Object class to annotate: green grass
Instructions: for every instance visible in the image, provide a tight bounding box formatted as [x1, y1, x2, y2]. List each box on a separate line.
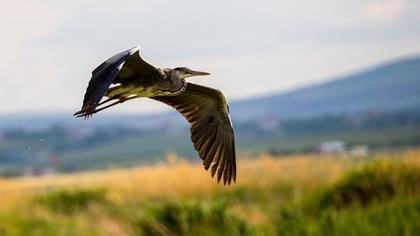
[0, 211, 103, 236]
[274, 160, 420, 235]
[314, 161, 420, 209]
[36, 188, 108, 214]
[1, 156, 420, 235]
[134, 200, 252, 236]
[276, 197, 420, 236]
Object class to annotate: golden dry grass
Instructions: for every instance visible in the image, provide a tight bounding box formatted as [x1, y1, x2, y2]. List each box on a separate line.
[1, 148, 419, 210]
[0, 148, 419, 236]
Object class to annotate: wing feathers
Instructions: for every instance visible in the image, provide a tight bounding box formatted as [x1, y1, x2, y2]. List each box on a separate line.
[79, 48, 138, 117]
[152, 82, 236, 185]
[75, 47, 162, 118]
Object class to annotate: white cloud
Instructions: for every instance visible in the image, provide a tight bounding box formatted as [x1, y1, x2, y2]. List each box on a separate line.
[0, 1, 71, 111]
[363, 0, 405, 23]
[0, 0, 419, 114]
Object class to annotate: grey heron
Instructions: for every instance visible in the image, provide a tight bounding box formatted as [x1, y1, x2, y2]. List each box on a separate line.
[74, 47, 236, 185]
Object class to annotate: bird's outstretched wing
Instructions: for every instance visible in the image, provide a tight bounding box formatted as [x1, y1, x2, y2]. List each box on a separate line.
[151, 83, 236, 185]
[76, 47, 162, 117]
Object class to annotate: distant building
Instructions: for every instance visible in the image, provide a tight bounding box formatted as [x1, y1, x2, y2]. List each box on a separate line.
[349, 145, 369, 156]
[24, 167, 56, 177]
[318, 141, 346, 154]
[67, 126, 96, 141]
[48, 154, 60, 165]
[256, 116, 281, 132]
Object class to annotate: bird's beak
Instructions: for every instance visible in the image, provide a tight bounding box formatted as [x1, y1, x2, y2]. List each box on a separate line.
[189, 70, 210, 77]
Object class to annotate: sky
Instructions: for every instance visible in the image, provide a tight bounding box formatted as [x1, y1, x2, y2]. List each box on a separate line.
[1, 0, 420, 115]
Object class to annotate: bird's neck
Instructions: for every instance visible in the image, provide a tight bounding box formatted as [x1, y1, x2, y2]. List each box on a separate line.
[162, 68, 186, 93]
[162, 68, 177, 79]
[163, 68, 184, 80]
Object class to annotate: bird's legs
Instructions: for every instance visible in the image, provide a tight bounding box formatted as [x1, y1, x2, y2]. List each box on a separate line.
[75, 95, 140, 118]
[89, 85, 129, 109]
[73, 96, 118, 116]
[95, 84, 131, 107]
[96, 95, 119, 107]
[74, 84, 142, 118]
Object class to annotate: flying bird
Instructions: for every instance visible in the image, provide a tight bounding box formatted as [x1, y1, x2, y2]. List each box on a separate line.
[74, 47, 236, 185]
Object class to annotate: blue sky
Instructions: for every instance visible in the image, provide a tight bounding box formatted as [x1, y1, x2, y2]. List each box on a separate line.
[1, 0, 420, 114]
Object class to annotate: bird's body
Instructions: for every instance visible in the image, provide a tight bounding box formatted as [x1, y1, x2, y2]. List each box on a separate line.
[104, 68, 183, 99]
[75, 47, 236, 185]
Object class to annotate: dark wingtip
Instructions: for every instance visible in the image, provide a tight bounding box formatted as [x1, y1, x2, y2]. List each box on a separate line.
[208, 162, 236, 185]
[217, 171, 223, 183]
[223, 175, 233, 186]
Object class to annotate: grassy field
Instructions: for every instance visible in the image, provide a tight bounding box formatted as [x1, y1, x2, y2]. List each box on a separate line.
[0, 149, 420, 235]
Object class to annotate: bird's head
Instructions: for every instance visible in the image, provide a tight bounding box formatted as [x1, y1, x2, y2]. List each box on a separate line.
[173, 67, 210, 79]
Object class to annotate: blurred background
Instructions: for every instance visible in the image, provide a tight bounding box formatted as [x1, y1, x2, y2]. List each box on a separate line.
[1, 0, 420, 235]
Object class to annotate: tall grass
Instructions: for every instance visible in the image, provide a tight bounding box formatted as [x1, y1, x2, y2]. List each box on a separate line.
[0, 149, 419, 235]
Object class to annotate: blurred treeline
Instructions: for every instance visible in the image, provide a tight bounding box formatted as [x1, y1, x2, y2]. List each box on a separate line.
[1, 110, 420, 177]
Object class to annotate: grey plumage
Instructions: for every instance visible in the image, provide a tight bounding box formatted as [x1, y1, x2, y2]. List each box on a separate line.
[75, 47, 236, 185]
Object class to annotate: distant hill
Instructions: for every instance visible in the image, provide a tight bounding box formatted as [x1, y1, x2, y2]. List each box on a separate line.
[231, 55, 420, 121]
[0, 113, 180, 130]
[1, 55, 419, 130]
